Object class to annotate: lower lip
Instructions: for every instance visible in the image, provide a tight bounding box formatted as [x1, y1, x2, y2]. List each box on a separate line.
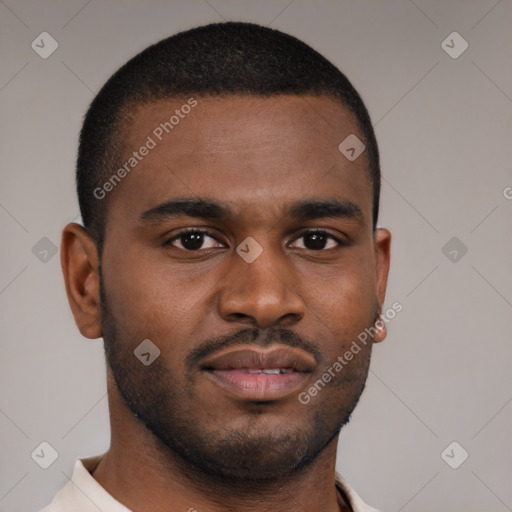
[206, 369, 308, 401]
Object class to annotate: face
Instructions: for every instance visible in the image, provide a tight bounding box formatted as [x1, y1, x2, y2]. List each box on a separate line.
[88, 95, 390, 481]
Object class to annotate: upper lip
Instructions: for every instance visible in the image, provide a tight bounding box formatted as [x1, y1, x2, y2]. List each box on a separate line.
[199, 345, 316, 372]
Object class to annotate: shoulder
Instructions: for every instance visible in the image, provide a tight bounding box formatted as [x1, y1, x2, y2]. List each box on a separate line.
[37, 453, 130, 512]
[335, 472, 382, 512]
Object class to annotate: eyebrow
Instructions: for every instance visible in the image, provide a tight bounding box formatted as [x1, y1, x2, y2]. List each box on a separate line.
[140, 197, 364, 224]
[288, 198, 364, 224]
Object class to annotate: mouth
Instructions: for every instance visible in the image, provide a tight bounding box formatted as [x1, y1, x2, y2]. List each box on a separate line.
[200, 345, 316, 401]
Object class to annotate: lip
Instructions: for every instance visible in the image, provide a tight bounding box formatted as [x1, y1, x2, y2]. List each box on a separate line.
[200, 345, 316, 401]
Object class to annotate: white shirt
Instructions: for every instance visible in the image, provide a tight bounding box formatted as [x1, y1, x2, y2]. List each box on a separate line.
[39, 454, 381, 512]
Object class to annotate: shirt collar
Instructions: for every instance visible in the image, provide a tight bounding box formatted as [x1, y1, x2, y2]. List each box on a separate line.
[43, 454, 379, 512]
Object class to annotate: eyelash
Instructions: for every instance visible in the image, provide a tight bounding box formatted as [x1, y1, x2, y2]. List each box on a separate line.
[164, 228, 347, 251]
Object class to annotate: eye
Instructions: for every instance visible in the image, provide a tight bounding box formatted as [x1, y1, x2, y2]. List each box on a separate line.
[290, 230, 346, 251]
[165, 229, 223, 251]
[164, 228, 346, 253]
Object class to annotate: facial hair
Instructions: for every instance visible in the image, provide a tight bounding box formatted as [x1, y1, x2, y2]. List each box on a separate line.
[98, 264, 376, 487]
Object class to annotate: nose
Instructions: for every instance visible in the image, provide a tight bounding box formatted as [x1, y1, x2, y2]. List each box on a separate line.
[218, 242, 305, 329]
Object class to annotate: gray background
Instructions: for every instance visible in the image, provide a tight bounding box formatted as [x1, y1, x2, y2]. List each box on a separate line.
[1, 1, 511, 511]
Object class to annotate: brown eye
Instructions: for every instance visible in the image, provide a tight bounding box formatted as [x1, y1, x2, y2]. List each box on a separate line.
[166, 230, 222, 251]
[291, 230, 344, 251]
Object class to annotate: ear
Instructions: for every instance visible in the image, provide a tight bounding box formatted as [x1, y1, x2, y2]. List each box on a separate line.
[372, 227, 391, 343]
[61, 223, 102, 339]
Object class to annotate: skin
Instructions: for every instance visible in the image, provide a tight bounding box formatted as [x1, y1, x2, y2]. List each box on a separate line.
[61, 94, 391, 512]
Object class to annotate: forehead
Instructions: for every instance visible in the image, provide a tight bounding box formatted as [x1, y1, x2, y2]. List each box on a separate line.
[107, 94, 372, 227]
[124, 94, 361, 156]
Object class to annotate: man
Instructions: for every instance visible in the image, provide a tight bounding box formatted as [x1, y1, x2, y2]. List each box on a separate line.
[42, 21, 391, 512]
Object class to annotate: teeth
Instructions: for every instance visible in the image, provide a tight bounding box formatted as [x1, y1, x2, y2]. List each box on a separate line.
[245, 368, 294, 374]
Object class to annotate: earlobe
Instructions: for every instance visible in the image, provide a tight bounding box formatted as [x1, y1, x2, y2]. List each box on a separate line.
[373, 227, 392, 343]
[372, 317, 388, 343]
[60, 223, 102, 339]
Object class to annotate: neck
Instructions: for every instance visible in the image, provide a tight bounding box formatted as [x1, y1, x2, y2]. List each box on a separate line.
[92, 369, 350, 512]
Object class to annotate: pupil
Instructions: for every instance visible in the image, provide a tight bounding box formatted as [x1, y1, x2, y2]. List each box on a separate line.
[305, 233, 326, 250]
[182, 232, 204, 250]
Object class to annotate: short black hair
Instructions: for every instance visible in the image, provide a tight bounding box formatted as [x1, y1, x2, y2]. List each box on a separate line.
[77, 21, 380, 251]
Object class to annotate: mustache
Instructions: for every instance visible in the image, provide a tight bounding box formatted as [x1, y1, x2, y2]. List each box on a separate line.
[186, 327, 324, 371]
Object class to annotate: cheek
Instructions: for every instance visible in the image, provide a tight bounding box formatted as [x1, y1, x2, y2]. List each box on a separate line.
[101, 250, 214, 347]
[304, 254, 377, 350]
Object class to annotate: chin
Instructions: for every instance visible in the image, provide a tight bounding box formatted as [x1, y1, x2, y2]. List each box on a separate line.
[158, 410, 343, 485]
